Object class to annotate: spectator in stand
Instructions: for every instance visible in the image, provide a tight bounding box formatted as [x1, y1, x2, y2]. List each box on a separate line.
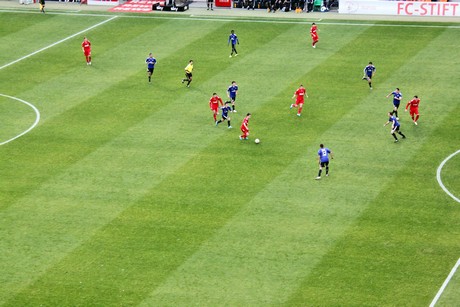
[284, 0, 291, 11]
[297, 0, 305, 12]
[39, 0, 45, 13]
[266, 0, 273, 12]
[207, 0, 213, 10]
[327, 0, 336, 10]
[306, 0, 313, 12]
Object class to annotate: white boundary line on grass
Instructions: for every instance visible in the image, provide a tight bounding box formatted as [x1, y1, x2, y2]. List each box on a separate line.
[0, 15, 118, 71]
[0, 93, 40, 146]
[1, 9, 460, 29]
[436, 149, 460, 203]
[430, 258, 460, 307]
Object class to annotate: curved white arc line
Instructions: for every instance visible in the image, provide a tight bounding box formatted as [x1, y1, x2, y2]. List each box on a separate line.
[436, 149, 460, 203]
[0, 93, 41, 146]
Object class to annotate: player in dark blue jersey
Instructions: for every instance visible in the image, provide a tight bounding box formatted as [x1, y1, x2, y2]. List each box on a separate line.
[316, 144, 333, 180]
[384, 111, 406, 143]
[145, 53, 157, 83]
[362, 62, 375, 89]
[228, 30, 239, 58]
[227, 81, 239, 112]
[386, 88, 402, 119]
[215, 101, 233, 128]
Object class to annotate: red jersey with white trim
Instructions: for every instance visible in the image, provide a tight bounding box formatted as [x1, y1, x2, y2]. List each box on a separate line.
[82, 40, 91, 51]
[209, 96, 223, 110]
[241, 115, 250, 131]
[295, 88, 306, 104]
[310, 25, 317, 36]
[406, 98, 420, 110]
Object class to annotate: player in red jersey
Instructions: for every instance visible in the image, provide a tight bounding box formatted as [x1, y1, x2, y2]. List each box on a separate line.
[209, 93, 223, 123]
[310, 23, 319, 48]
[240, 113, 251, 140]
[81, 37, 92, 65]
[405, 95, 420, 125]
[290, 84, 308, 116]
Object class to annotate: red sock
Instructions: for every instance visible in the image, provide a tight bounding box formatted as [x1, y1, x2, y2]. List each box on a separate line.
[415, 115, 419, 122]
[298, 105, 303, 115]
[213, 113, 217, 121]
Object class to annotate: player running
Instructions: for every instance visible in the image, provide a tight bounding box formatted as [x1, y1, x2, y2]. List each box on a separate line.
[209, 93, 223, 123]
[386, 88, 402, 119]
[405, 95, 420, 125]
[384, 111, 406, 143]
[228, 30, 239, 58]
[290, 84, 308, 116]
[227, 81, 239, 112]
[145, 53, 157, 83]
[81, 37, 92, 65]
[362, 62, 376, 89]
[240, 113, 251, 140]
[310, 23, 319, 48]
[316, 144, 333, 180]
[215, 101, 233, 129]
[182, 60, 193, 87]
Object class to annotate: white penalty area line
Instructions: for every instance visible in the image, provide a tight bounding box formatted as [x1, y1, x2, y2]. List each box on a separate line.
[436, 149, 460, 203]
[430, 258, 460, 307]
[0, 94, 40, 146]
[0, 15, 117, 71]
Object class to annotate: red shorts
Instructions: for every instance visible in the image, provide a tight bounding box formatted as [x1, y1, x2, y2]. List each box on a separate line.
[210, 105, 218, 112]
[296, 100, 304, 105]
[409, 107, 419, 116]
[311, 34, 318, 42]
[83, 49, 91, 56]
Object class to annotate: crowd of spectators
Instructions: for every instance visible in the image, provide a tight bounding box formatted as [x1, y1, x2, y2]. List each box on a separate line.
[233, 0, 337, 12]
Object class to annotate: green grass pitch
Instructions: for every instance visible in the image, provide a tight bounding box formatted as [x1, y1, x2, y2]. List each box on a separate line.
[0, 9, 459, 306]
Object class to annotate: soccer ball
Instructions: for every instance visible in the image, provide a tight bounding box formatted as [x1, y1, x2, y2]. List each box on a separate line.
[255, 138, 260, 144]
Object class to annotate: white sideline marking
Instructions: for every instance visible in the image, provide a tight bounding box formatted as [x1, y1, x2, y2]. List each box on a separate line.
[430, 258, 460, 307]
[0, 16, 117, 71]
[0, 94, 40, 146]
[0, 9, 459, 29]
[436, 150, 460, 203]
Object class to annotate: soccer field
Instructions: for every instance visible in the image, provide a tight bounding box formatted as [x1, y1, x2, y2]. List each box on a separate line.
[0, 8, 459, 306]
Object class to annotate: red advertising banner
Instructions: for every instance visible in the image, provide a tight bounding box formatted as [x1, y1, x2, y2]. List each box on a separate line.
[215, 0, 231, 7]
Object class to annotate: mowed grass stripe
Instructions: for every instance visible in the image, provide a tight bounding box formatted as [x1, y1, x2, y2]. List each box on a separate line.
[286, 28, 460, 305]
[140, 25, 450, 305]
[0, 19, 235, 303]
[1, 20, 311, 305]
[3, 23, 369, 306]
[0, 14, 111, 66]
[286, 106, 460, 306]
[134, 25, 388, 305]
[0, 17, 236, 210]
